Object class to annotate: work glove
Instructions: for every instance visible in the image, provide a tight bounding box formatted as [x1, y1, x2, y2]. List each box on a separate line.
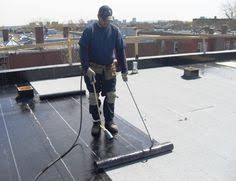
[121, 73, 128, 82]
[86, 67, 96, 83]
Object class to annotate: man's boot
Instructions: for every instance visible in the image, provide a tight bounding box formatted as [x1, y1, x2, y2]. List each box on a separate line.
[91, 121, 101, 137]
[105, 121, 118, 134]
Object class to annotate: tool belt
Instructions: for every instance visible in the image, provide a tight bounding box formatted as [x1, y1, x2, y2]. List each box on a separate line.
[90, 62, 117, 80]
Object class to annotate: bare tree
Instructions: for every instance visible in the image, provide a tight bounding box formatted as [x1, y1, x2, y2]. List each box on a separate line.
[222, 1, 236, 19]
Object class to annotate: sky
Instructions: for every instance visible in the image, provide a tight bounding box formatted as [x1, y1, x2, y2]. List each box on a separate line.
[1, 0, 227, 26]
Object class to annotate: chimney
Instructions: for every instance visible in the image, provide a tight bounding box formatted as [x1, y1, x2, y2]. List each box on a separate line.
[2, 29, 9, 42]
[63, 26, 69, 38]
[35, 26, 44, 44]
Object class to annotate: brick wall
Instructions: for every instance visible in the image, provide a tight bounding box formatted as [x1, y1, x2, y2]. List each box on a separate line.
[5, 36, 236, 69]
[7, 49, 68, 69]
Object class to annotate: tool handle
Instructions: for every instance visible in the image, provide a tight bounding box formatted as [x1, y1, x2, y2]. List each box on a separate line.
[91, 75, 96, 84]
[125, 82, 153, 147]
[91, 81, 114, 140]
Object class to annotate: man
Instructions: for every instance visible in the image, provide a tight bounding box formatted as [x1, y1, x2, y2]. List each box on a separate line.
[79, 5, 128, 137]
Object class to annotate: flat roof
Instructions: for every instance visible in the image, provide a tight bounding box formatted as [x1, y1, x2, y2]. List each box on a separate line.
[0, 60, 236, 180]
[108, 61, 236, 180]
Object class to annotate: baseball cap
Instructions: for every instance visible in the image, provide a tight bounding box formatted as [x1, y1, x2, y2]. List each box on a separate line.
[98, 5, 113, 21]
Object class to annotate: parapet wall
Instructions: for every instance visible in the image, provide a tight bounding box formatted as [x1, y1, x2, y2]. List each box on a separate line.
[1, 50, 236, 86]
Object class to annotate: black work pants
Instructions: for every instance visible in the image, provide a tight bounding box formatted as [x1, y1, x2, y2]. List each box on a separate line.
[84, 72, 116, 123]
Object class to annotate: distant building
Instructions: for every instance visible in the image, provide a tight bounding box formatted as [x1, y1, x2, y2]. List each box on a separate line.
[120, 27, 136, 37]
[5, 39, 20, 46]
[192, 17, 236, 31]
[47, 29, 57, 35]
[132, 18, 137, 24]
[87, 20, 97, 26]
[19, 34, 33, 45]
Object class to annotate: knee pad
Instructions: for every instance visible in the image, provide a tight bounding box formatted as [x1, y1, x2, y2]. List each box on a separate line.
[106, 91, 116, 104]
[89, 92, 99, 106]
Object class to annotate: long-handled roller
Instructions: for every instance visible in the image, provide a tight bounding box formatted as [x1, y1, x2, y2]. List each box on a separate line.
[91, 80, 113, 140]
[95, 81, 174, 169]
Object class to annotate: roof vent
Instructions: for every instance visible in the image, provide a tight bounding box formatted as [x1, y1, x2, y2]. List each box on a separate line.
[16, 85, 34, 102]
[131, 61, 138, 74]
[182, 67, 200, 80]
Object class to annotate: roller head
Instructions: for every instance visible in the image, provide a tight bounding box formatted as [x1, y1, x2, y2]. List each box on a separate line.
[95, 142, 174, 170]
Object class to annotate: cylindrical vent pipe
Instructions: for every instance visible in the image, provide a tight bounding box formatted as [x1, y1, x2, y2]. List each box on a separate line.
[35, 26, 44, 44]
[3, 29, 9, 42]
[63, 26, 69, 38]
